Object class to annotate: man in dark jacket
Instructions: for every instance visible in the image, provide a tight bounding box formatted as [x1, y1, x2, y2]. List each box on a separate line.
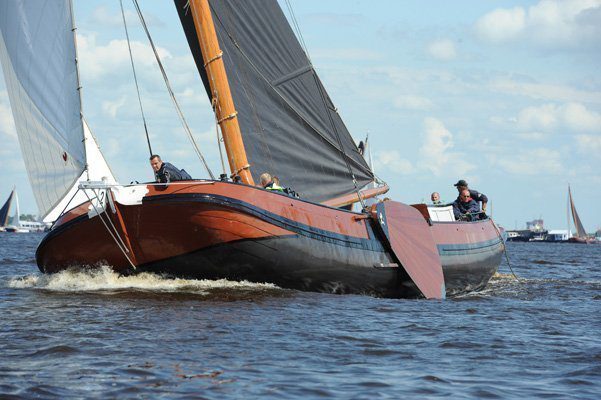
[453, 179, 488, 213]
[453, 189, 480, 220]
[150, 154, 192, 183]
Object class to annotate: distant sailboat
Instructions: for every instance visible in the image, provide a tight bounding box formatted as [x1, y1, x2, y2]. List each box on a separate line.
[567, 185, 597, 244]
[0, 187, 15, 232]
[4, 189, 29, 233]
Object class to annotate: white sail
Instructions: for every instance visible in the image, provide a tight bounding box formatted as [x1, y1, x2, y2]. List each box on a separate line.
[0, 0, 86, 218]
[13, 190, 20, 228]
[44, 119, 117, 223]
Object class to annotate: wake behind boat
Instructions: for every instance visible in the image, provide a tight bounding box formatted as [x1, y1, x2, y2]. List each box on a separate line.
[0, 0, 504, 299]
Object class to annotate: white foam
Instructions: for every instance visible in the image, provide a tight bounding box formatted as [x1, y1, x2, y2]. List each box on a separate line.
[7, 266, 279, 294]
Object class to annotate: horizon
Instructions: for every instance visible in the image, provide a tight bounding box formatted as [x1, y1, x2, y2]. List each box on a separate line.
[1, 0, 600, 231]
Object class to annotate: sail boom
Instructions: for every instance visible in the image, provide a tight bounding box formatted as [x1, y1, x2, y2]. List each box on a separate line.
[322, 185, 389, 208]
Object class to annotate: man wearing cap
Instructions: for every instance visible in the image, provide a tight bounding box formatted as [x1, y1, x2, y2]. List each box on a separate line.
[453, 179, 488, 213]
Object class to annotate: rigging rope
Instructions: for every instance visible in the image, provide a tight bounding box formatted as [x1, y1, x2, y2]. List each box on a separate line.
[119, 0, 153, 157]
[285, 0, 368, 208]
[131, 0, 215, 180]
[283, 0, 370, 206]
[82, 189, 137, 271]
[491, 219, 520, 282]
[284, 0, 311, 63]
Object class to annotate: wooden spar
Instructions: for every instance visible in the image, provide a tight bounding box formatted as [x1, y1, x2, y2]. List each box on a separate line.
[188, 0, 254, 185]
[321, 185, 390, 208]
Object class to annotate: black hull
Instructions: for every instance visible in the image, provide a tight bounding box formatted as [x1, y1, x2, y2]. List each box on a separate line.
[438, 241, 504, 296]
[137, 235, 418, 298]
[137, 233, 502, 298]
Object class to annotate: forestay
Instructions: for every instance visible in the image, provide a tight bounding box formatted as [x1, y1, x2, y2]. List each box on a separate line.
[175, 0, 374, 203]
[0, 0, 86, 218]
[43, 119, 117, 223]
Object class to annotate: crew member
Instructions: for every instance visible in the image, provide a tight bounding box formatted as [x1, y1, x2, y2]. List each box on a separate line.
[452, 189, 481, 220]
[453, 179, 488, 213]
[431, 192, 443, 205]
[259, 173, 284, 192]
[149, 154, 192, 183]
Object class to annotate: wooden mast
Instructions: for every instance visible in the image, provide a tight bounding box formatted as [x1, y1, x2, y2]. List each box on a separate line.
[188, 0, 254, 185]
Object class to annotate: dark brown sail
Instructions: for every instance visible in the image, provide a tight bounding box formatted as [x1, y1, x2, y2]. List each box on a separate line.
[175, 0, 374, 202]
[569, 186, 587, 238]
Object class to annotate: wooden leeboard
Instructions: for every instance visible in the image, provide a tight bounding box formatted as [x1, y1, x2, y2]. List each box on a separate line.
[373, 201, 445, 299]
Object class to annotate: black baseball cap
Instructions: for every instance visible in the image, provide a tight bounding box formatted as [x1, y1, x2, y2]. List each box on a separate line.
[453, 179, 468, 187]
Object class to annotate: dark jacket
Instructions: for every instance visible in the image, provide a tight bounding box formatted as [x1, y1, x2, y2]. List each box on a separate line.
[453, 198, 480, 220]
[468, 189, 488, 204]
[155, 162, 192, 183]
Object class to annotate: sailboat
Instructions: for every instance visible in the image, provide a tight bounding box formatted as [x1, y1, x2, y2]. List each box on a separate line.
[2, 188, 46, 233]
[567, 185, 597, 244]
[4, 189, 27, 233]
[0, 0, 504, 299]
[0, 188, 15, 232]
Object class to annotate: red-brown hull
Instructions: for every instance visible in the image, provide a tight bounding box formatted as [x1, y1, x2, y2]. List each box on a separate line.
[37, 181, 504, 297]
[567, 237, 599, 244]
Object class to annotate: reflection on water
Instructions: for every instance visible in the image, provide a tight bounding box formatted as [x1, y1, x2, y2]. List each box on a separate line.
[1, 235, 600, 399]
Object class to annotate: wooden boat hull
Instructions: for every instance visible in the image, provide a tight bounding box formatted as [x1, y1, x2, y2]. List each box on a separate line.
[567, 237, 599, 244]
[36, 181, 503, 298]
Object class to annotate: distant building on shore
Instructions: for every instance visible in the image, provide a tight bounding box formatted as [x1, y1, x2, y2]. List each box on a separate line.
[546, 230, 570, 242]
[507, 218, 547, 242]
[526, 219, 545, 232]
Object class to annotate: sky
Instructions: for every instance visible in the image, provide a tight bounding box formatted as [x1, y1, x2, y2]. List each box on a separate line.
[0, 0, 600, 232]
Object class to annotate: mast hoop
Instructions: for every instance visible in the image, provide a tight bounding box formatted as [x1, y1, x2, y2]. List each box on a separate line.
[233, 164, 251, 176]
[217, 111, 238, 124]
[204, 51, 223, 67]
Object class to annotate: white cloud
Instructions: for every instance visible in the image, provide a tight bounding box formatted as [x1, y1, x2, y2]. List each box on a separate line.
[77, 34, 171, 79]
[91, 6, 137, 27]
[495, 147, 563, 175]
[102, 96, 127, 118]
[426, 39, 457, 61]
[517, 132, 546, 141]
[517, 104, 558, 131]
[420, 118, 453, 171]
[312, 48, 383, 62]
[576, 134, 601, 156]
[475, 7, 526, 43]
[89, 6, 164, 28]
[489, 79, 601, 104]
[516, 102, 601, 132]
[562, 103, 601, 131]
[375, 150, 414, 174]
[475, 0, 601, 49]
[418, 118, 475, 176]
[393, 95, 433, 110]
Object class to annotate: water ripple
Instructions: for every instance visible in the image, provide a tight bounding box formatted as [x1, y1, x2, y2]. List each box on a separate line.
[0, 235, 600, 398]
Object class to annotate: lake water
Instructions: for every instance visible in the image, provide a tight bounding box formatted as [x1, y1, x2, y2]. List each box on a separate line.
[1, 233, 600, 399]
